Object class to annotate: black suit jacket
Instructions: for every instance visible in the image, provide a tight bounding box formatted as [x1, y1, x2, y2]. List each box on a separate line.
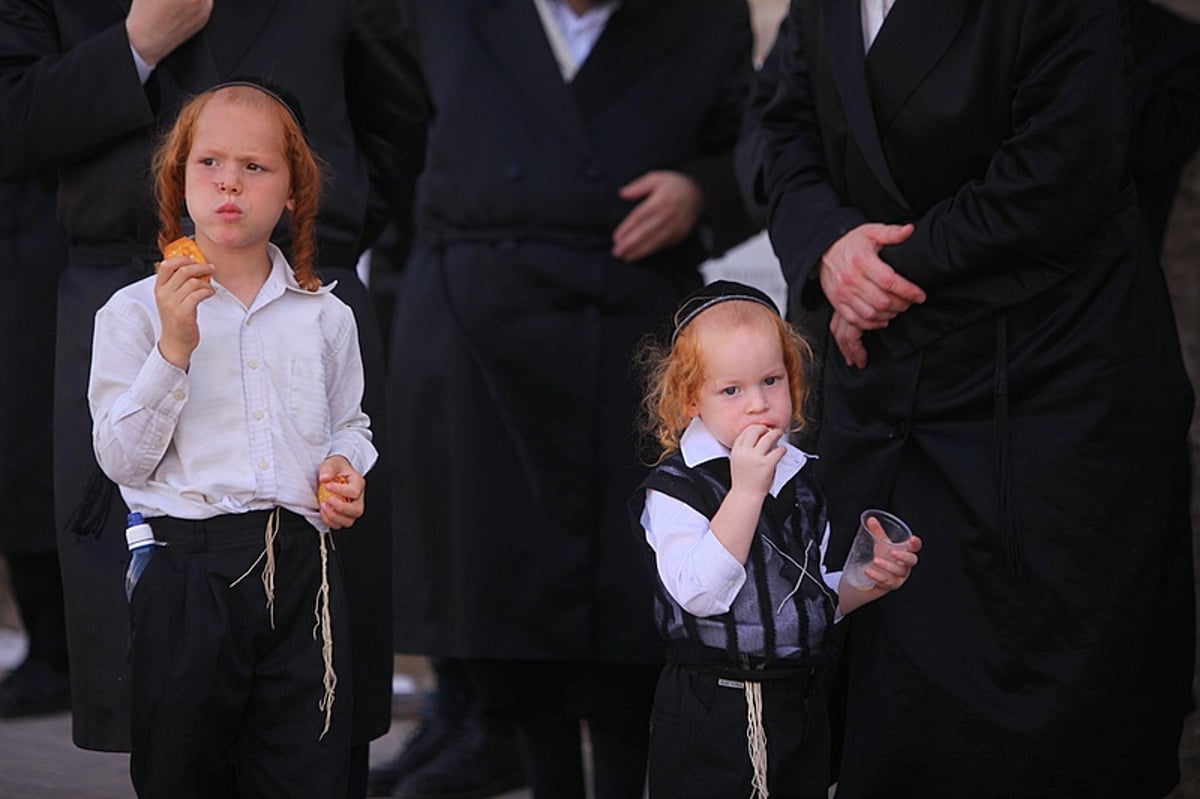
[0, 175, 65, 551]
[760, 1, 1194, 793]
[389, 0, 755, 662]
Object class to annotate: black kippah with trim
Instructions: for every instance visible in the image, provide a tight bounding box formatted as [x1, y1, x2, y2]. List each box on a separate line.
[671, 280, 780, 344]
[211, 76, 307, 133]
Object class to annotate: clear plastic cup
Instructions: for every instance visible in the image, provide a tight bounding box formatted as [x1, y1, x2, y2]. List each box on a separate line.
[842, 509, 913, 590]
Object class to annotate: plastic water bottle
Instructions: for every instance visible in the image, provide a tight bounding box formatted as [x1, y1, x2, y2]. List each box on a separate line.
[124, 512, 156, 601]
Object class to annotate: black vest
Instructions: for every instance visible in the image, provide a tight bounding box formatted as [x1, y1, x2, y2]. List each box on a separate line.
[635, 453, 838, 668]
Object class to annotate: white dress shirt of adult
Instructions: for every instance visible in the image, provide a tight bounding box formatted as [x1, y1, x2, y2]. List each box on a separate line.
[860, 0, 897, 51]
[640, 416, 842, 619]
[532, 0, 621, 81]
[88, 243, 377, 533]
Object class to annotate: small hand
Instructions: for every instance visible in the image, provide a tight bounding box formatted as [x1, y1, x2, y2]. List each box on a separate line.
[860, 520, 922, 593]
[318, 455, 365, 530]
[728, 424, 786, 498]
[154, 252, 214, 370]
[612, 170, 704, 262]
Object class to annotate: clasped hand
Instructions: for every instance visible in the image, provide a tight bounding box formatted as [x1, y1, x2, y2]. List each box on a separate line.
[820, 223, 925, 368]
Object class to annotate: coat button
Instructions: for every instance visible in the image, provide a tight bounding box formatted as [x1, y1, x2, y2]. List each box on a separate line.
[581, 164, 603, 182]
[504, 162, 523, 182]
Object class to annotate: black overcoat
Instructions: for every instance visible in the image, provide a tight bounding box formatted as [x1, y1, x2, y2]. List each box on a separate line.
[388, 0, 756, 663]
[761, 0, 1195, 795]
[0, 0, 425, 752]
[0, 175, 65, 552]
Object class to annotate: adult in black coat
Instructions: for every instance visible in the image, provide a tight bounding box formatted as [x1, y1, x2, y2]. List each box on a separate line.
[0, 2, 425, 792]
[760, 1, 1195, 796]
[387, 1, 755, 795]
[0, 174, 70, 718]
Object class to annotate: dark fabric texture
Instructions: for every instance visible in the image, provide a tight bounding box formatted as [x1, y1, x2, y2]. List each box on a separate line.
[128, 510, 351, 799]
[648, 661, 831, 799]
[0, 175, 65, 547]
[758, 0, 1196, 793]
[388, 0, 756, 664]
[464, 658, 660, 799]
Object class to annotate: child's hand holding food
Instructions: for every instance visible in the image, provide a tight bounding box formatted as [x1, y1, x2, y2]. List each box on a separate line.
[317, 455, 365, 529]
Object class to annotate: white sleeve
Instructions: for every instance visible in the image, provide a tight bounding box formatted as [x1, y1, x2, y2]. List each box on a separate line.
[641, 488, 747, 618]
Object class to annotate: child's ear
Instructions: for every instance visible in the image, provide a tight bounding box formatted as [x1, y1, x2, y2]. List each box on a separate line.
[286, 195, 296, 213]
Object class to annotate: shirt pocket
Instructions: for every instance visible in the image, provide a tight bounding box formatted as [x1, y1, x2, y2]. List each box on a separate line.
[288, 357, 332, 447]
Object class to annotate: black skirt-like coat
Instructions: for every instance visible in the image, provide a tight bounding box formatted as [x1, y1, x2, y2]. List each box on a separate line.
[388, 0, 756, 663]
[761, 0, 1195, 795]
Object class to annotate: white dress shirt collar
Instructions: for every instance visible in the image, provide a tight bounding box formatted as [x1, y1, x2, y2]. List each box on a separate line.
[861, 0, 897, 51]
[532, 0, 621, 81]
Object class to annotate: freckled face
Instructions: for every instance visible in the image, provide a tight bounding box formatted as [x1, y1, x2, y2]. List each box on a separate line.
[184, 94, 294, 255]
[687, 313, 792, 450]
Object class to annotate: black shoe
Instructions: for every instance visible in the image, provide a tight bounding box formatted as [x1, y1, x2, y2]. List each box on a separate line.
[393, 720, 526, 799]
[0, 659, 71, 719]
[368, 717, 457, 796]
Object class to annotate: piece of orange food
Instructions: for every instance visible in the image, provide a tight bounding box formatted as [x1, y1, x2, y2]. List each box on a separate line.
[163, 236, 209, 281]
[317, 475, 350, 506]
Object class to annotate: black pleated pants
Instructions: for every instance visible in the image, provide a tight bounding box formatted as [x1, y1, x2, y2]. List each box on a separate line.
[127, 509, 352, 799]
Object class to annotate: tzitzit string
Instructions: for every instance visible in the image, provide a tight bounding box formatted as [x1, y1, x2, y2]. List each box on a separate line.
[229, 507, 280, 628]
[314, 530, 336, 739]
[745, 680, 769, 798]
[229, 508, 337, 739]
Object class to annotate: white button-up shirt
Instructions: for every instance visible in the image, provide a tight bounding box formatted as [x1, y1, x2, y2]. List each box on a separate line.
[89, 243, 376, 532]
[862, 0, 897, 51]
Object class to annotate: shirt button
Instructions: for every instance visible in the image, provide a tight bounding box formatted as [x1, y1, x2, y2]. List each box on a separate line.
[253, 409, 265, 421]
[258, 460, 269, 471]
[248, 359, 259, 369]
[173, 389, 185, 401]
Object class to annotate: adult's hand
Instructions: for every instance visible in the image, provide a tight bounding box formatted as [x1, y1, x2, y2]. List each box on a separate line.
[126, 0, 213, 67]
[612, 170, 704, 262]
[819, 223, 925, 331]
[830, 310, 868, 369]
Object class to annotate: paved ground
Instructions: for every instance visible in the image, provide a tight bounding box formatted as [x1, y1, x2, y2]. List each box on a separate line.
[0, 687, 530, 799]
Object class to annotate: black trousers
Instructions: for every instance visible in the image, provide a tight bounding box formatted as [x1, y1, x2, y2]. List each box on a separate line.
[127, 509, 352, 799]
[464, 658, 660, 799]
[647, 662, 831, 799]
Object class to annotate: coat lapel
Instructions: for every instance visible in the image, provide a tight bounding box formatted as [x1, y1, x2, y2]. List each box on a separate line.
[570, 0, 679, 122]
[155, 0, 281, 100]
[205, 0, 282, 78]
[470, 0, 596, 157]
[821, 0, 910, 212]
[866, 0, 970, 135]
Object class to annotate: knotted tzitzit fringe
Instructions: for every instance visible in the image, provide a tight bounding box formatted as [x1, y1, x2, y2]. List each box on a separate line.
[229, 509, 336, 739]
[228, 507, 280, 629]
[745, 680, 769, 799]
[313, 531, 336, 739]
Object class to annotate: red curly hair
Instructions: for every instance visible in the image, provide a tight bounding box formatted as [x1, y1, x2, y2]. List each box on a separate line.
[635, 299, 814, 462]
[151, 84, 324, 291]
